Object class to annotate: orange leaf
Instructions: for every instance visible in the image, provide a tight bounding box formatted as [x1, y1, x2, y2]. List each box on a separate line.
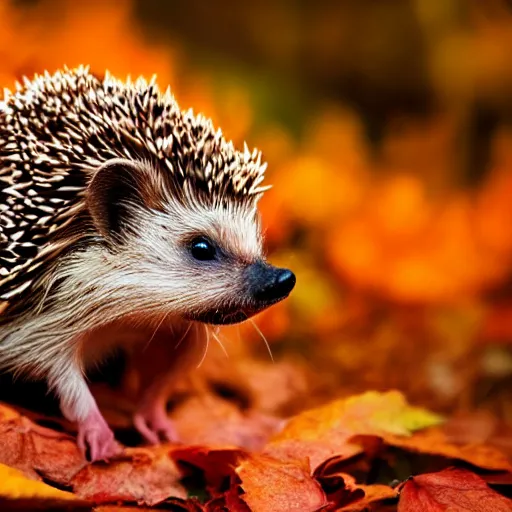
[385, 426, 512, 472]
[338, 484, 398, 511]
[268, 391, 443, 470]
[315, 471, 397, 511]
[397, 468, 512, 511]
[236, 454, 328, 512]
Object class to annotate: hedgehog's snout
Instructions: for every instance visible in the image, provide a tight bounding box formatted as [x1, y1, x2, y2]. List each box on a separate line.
[246, 261, 296, 305]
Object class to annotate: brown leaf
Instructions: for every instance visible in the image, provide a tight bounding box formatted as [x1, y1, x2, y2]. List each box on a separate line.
[72, 446, 186, 506]
[0, 403, 86, 483]
[397, 467, 512, 511]
[385, 426, 512, 472]
[236, 454, 328, 512]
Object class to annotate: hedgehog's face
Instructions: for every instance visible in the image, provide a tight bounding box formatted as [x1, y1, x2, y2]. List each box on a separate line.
[161, 200, 295, 324]
[87, 159, 295, 325]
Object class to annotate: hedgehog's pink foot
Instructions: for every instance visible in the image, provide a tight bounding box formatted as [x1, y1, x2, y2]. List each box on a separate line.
[77, 408, 120, 462]
[133, 401, 178, 445]
[52, 360, 121, 462]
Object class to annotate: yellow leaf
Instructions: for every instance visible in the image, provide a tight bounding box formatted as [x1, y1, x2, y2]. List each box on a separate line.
[0, 462, 77, 501]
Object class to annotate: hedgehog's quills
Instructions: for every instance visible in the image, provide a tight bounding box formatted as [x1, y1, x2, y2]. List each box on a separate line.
[0, 66, 295, 461]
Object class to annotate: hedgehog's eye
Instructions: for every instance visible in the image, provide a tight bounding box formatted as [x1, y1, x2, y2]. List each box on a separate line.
[190, 236, 217, 261]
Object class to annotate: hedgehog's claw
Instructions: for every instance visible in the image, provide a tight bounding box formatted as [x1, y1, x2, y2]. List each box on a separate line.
[77, 409, 120, 462]
[133, 404, 179, 445]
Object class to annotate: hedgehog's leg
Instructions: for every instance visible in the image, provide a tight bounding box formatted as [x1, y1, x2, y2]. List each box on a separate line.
[132, 322, 201, 444]
[133, 379, 179, 444]
[48, 358, 120, 461]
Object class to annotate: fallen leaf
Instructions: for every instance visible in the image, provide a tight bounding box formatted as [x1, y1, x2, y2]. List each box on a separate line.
[314, 471, 397, 511]
[268, 391, 443, 469]
[316, 473, 365, 510]
[385, 426, 512, 472]
[72, 446, 186, 506]
[265, 438, 363, 472]
[442, 412, 512, 461]
[236, 454, 328, 512]
[204, 486, 251, 511]
[0, 462, 78, 501]
[0, 462, 90, 511]
[397, 467, 512, 511]
[339, 485, 398, 511]
[171, 445, 246, 493]
[0, 403, 86, 482]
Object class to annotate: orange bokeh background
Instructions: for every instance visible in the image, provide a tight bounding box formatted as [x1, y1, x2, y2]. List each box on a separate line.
[2, 0, 512, 417]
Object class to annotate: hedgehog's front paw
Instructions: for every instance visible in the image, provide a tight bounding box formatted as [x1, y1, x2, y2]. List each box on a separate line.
[133, 403, 179, 445]
[77, 409, 120, 462]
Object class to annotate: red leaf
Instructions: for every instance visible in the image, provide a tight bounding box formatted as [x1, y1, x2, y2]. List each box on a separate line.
[398, 467, 512, 512]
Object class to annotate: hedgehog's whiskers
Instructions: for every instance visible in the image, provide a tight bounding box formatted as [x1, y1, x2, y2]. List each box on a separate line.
[197, 323, 210, 368]
[210, 326, 229, 358]
[142, 310, 170, 352]
[248, 317, 273, 363]
[174, 321, 193, 349]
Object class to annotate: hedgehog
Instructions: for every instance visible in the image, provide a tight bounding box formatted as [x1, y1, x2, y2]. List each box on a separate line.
[0, 66, 295, 461]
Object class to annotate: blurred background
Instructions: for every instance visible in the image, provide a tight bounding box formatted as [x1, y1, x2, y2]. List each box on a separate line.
[2, 0, 512, 422]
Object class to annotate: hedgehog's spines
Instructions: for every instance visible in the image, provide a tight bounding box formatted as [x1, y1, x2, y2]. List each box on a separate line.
[0, 66, 268, 302]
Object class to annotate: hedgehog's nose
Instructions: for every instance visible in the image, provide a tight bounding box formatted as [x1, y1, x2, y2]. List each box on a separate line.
[247, 262, 296, 303]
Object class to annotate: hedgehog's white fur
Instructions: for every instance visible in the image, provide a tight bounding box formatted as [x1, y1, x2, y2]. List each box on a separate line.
[0, 66, 281, 460]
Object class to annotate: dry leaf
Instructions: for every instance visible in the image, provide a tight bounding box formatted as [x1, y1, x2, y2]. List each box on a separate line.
[236, 454, 327, 512]
[171, 445, 246, 493]
[0, 403, 85, 482]
[72, 446, 185, 506]
[397, 467, 512, 511]
[385, 426, 512, 472]
[267, 391, 443, 469]
[0, 462, 90, 511]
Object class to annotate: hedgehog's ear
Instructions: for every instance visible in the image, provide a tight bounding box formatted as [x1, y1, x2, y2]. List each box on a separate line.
[86, 158, 151, 241]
